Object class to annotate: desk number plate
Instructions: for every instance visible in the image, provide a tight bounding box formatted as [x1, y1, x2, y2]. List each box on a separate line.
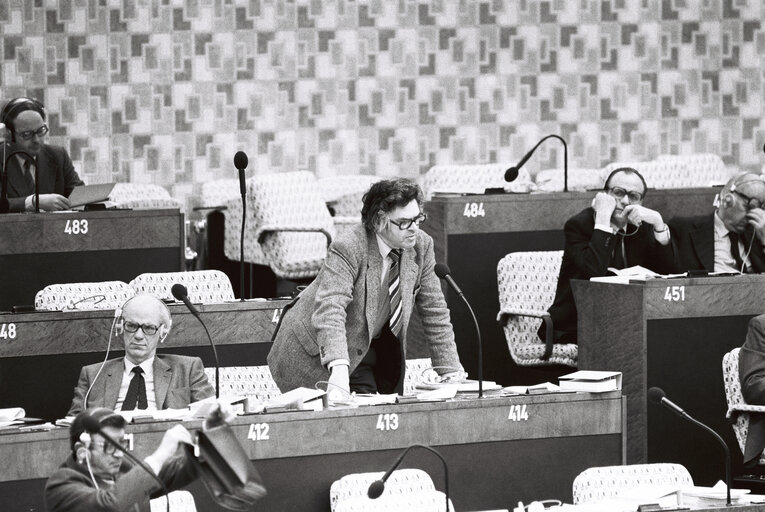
[248, 423, 270, 441]
[463, 202, 486, 218]
[0, 323, 16, 339]
[64, 219, 89, 235]
[664, 285, 685, 302]
[376, 413, 399, 431]
[508, 404, 529, 421]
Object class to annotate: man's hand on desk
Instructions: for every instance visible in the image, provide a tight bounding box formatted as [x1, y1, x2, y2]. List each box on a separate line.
[26, 193, 71, 212]
[327, 364, 350, 400]
[421, 369, 468, 384]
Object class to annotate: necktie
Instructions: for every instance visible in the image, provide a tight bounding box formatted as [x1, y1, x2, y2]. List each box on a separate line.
[388, 249, 403, 338]
[730, 232, 745, 271]
[610, 231, 626, 269]
[122, 367, 147, 410]
[22, 159, 34, 190]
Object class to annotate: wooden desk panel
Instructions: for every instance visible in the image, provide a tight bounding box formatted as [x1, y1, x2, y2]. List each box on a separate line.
[420, 188, 719, 386]
[0, 392, 624, 511]
[573, 275, 765, 485]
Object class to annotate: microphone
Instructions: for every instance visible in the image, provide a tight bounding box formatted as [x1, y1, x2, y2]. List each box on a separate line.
[648, 387, 731, 506]
[81, 414, 171, 512]
[367, 444, 450, 512]
[434, 263, 482, 398]
[233, 151, 248, 300]
[505, 134, 568, 191]
[172, 283, 220, 398]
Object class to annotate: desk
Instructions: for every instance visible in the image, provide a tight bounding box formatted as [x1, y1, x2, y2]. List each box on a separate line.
[420, 188, 719, 386]
[0, 209, 185, 311]
[0, 392, 624, 511]
[572, 275, 765, 485]
[0, 300, 289, 420]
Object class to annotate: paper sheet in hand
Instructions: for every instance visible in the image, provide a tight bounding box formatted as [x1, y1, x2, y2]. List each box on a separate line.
[68, 183, 115, 207]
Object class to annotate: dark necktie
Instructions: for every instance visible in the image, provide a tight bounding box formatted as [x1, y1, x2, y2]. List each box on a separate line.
[22, 159, 34, 191]
[610, 231, 626, 269]
[388, 249, 403, 338]
[730, 232, 745, 271]
[122, 367, 147, 410]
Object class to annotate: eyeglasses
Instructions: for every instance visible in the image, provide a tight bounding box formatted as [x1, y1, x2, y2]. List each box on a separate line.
[388, 213, 427, 230]
[91, 438, 130, 455]
[732, 190, 764, 210]
[16, 124, 49, 140]
[123, 321, 160, 335]
[608, 187, 643, 203]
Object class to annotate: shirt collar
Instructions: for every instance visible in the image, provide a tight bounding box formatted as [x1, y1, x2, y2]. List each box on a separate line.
[124, 356, 154, 376]
[375, 234, 395, 259]
[714, 212, 731, 239]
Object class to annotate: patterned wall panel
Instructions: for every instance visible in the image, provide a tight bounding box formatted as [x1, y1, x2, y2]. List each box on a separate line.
[2, 0, 765, 215]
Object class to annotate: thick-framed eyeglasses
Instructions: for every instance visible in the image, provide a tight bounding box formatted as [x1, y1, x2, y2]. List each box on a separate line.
[123, 321, 160, 335]
[90, 438, 130, 455]
[389, 213, 427, 230]
[732, 190, 764, 210]
[16, 124, 49, 140]
[608, 187, 643, 203]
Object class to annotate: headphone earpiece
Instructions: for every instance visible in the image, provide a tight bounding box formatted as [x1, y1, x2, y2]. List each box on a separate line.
[722, 193, 734, 209]
[114, 317, 123, 335]
[159, 325, 168, 343]
[79, 431, 91, 447]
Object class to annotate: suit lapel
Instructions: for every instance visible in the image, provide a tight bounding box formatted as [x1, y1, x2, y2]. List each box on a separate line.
[153, 356, 172, 408]
[103, 360, 124, 410]
[35, 147, 54, 193]
[398, 246, 418, 343]
[365, 233, 382, 340]
[5, 157, 31, 197]
[692, 216, 715, 270]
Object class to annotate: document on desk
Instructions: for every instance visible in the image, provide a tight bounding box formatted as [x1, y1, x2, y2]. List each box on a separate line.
[590, 266, 688, 284]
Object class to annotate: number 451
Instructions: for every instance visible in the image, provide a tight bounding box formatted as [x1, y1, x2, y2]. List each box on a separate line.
[664, 286, 685, 302]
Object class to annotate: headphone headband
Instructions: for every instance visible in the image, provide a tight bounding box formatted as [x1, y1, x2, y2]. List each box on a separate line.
[0, 97, 46, 129]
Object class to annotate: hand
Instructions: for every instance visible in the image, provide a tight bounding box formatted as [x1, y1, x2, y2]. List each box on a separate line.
[202, 401, 237, 431]
[747, 208, 765, 242]
[327, 365, 350, 401]
[33, 194, 71, 212]
[151, 424, 193, 466]
[591, 192, 616, 224]
[420, 369, 440, 384]
[439, 370, 468, 383]
[622, 204, 663, 228]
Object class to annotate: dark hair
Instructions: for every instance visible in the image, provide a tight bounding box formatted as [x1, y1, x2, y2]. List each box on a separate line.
[603, 166, 648, 198]
[361, 178, 424, 231]
[69, 408, 126, 453]
[0, 97, 46, 140]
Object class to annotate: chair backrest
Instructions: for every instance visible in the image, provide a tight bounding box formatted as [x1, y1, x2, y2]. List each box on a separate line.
[204, 366, 282, 402]
[108, 183, 182, 210]
[35, 281, 135, 311]
[129, 270, 235, 303]
[496, 250, 577, 367]
[199, 179, 241, 209]
[602, 155, 731, 190]
[403, 358, 434, 396]
[420, 164, 530, 199]
[224, 171, 336, 280]
[571, 463, 693, 504]
[723, 348, 750, 458]
[150, 490, 196, 512]
[334, 491, 454, 512]
[329, 469, 435, 511]
[535, 168, 605, 192]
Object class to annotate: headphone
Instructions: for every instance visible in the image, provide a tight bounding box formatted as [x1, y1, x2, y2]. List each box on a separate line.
[0, 97, 46, 141]
[719, 177, 765, 210]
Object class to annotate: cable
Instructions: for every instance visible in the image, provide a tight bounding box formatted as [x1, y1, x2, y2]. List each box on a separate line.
[83, 313, 118, 410]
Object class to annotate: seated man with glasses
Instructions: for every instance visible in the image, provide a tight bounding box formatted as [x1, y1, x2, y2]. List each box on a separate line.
[0, 97, 84, 212]
[67, 293, 214, 416]
[268, 178, 466, 396]
[669, 172, 765, 274]
[539, 166, 675, 344]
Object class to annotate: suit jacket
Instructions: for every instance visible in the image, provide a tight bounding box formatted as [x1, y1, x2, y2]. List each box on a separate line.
[44, 452, 195, 512]
[6, 143, 84, 212]
[669, 213, 765, 273]
[267, 224, 462, 392]
[542, 207, 675, 343]
[739, 314, 765, 465]
[67, 354, 214, 416]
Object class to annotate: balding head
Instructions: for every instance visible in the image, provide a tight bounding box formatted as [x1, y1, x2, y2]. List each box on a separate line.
[718, 172, 765, 233]
[120, 294, 172, 364]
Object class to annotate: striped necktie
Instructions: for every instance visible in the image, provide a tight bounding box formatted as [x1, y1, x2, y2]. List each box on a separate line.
[388, 249, 403, 338]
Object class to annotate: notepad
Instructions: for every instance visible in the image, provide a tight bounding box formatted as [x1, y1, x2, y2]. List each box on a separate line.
[68, 183, 116, 207]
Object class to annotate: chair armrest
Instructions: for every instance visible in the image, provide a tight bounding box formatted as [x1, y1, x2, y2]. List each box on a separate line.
[257, 226, 333, 248]
[727, 403, 765, 419]
[497, 309, 554, 360]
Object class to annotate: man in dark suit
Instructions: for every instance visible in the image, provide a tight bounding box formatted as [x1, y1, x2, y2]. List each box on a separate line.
[738, 314, 765, 466]
[539, 167, 675, 344]
[268, 178, 464, 395]
[68, 294, 214, 415]
[669, 172, 765, 274]
[1, 97, 84, 212]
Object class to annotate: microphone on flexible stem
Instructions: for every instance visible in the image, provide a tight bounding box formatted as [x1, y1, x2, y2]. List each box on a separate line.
[367, 444, 450, 512]
[434, 262, 482, 398]
[233, 151, 249, 300]
[172, 283, 220, 398]
[81, 414, 171, 512]
[648, 387, 731, 506]
[505, 134, 568, 191]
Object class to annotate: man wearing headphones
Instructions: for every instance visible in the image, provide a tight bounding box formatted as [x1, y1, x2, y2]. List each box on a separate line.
[539, 167, 675, 344]
[67, 294, 214, 416]
[1, 96, 84, 212]
[669, 172, 765, 273]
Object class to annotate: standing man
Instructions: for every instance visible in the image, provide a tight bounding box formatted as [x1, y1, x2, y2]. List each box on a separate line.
[268, 178, 465, 395]
[540, 167, 675, 344]
[1, 96, 84, 212]
[669, 172, 765, 273]
[68, 294, 214, 415]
